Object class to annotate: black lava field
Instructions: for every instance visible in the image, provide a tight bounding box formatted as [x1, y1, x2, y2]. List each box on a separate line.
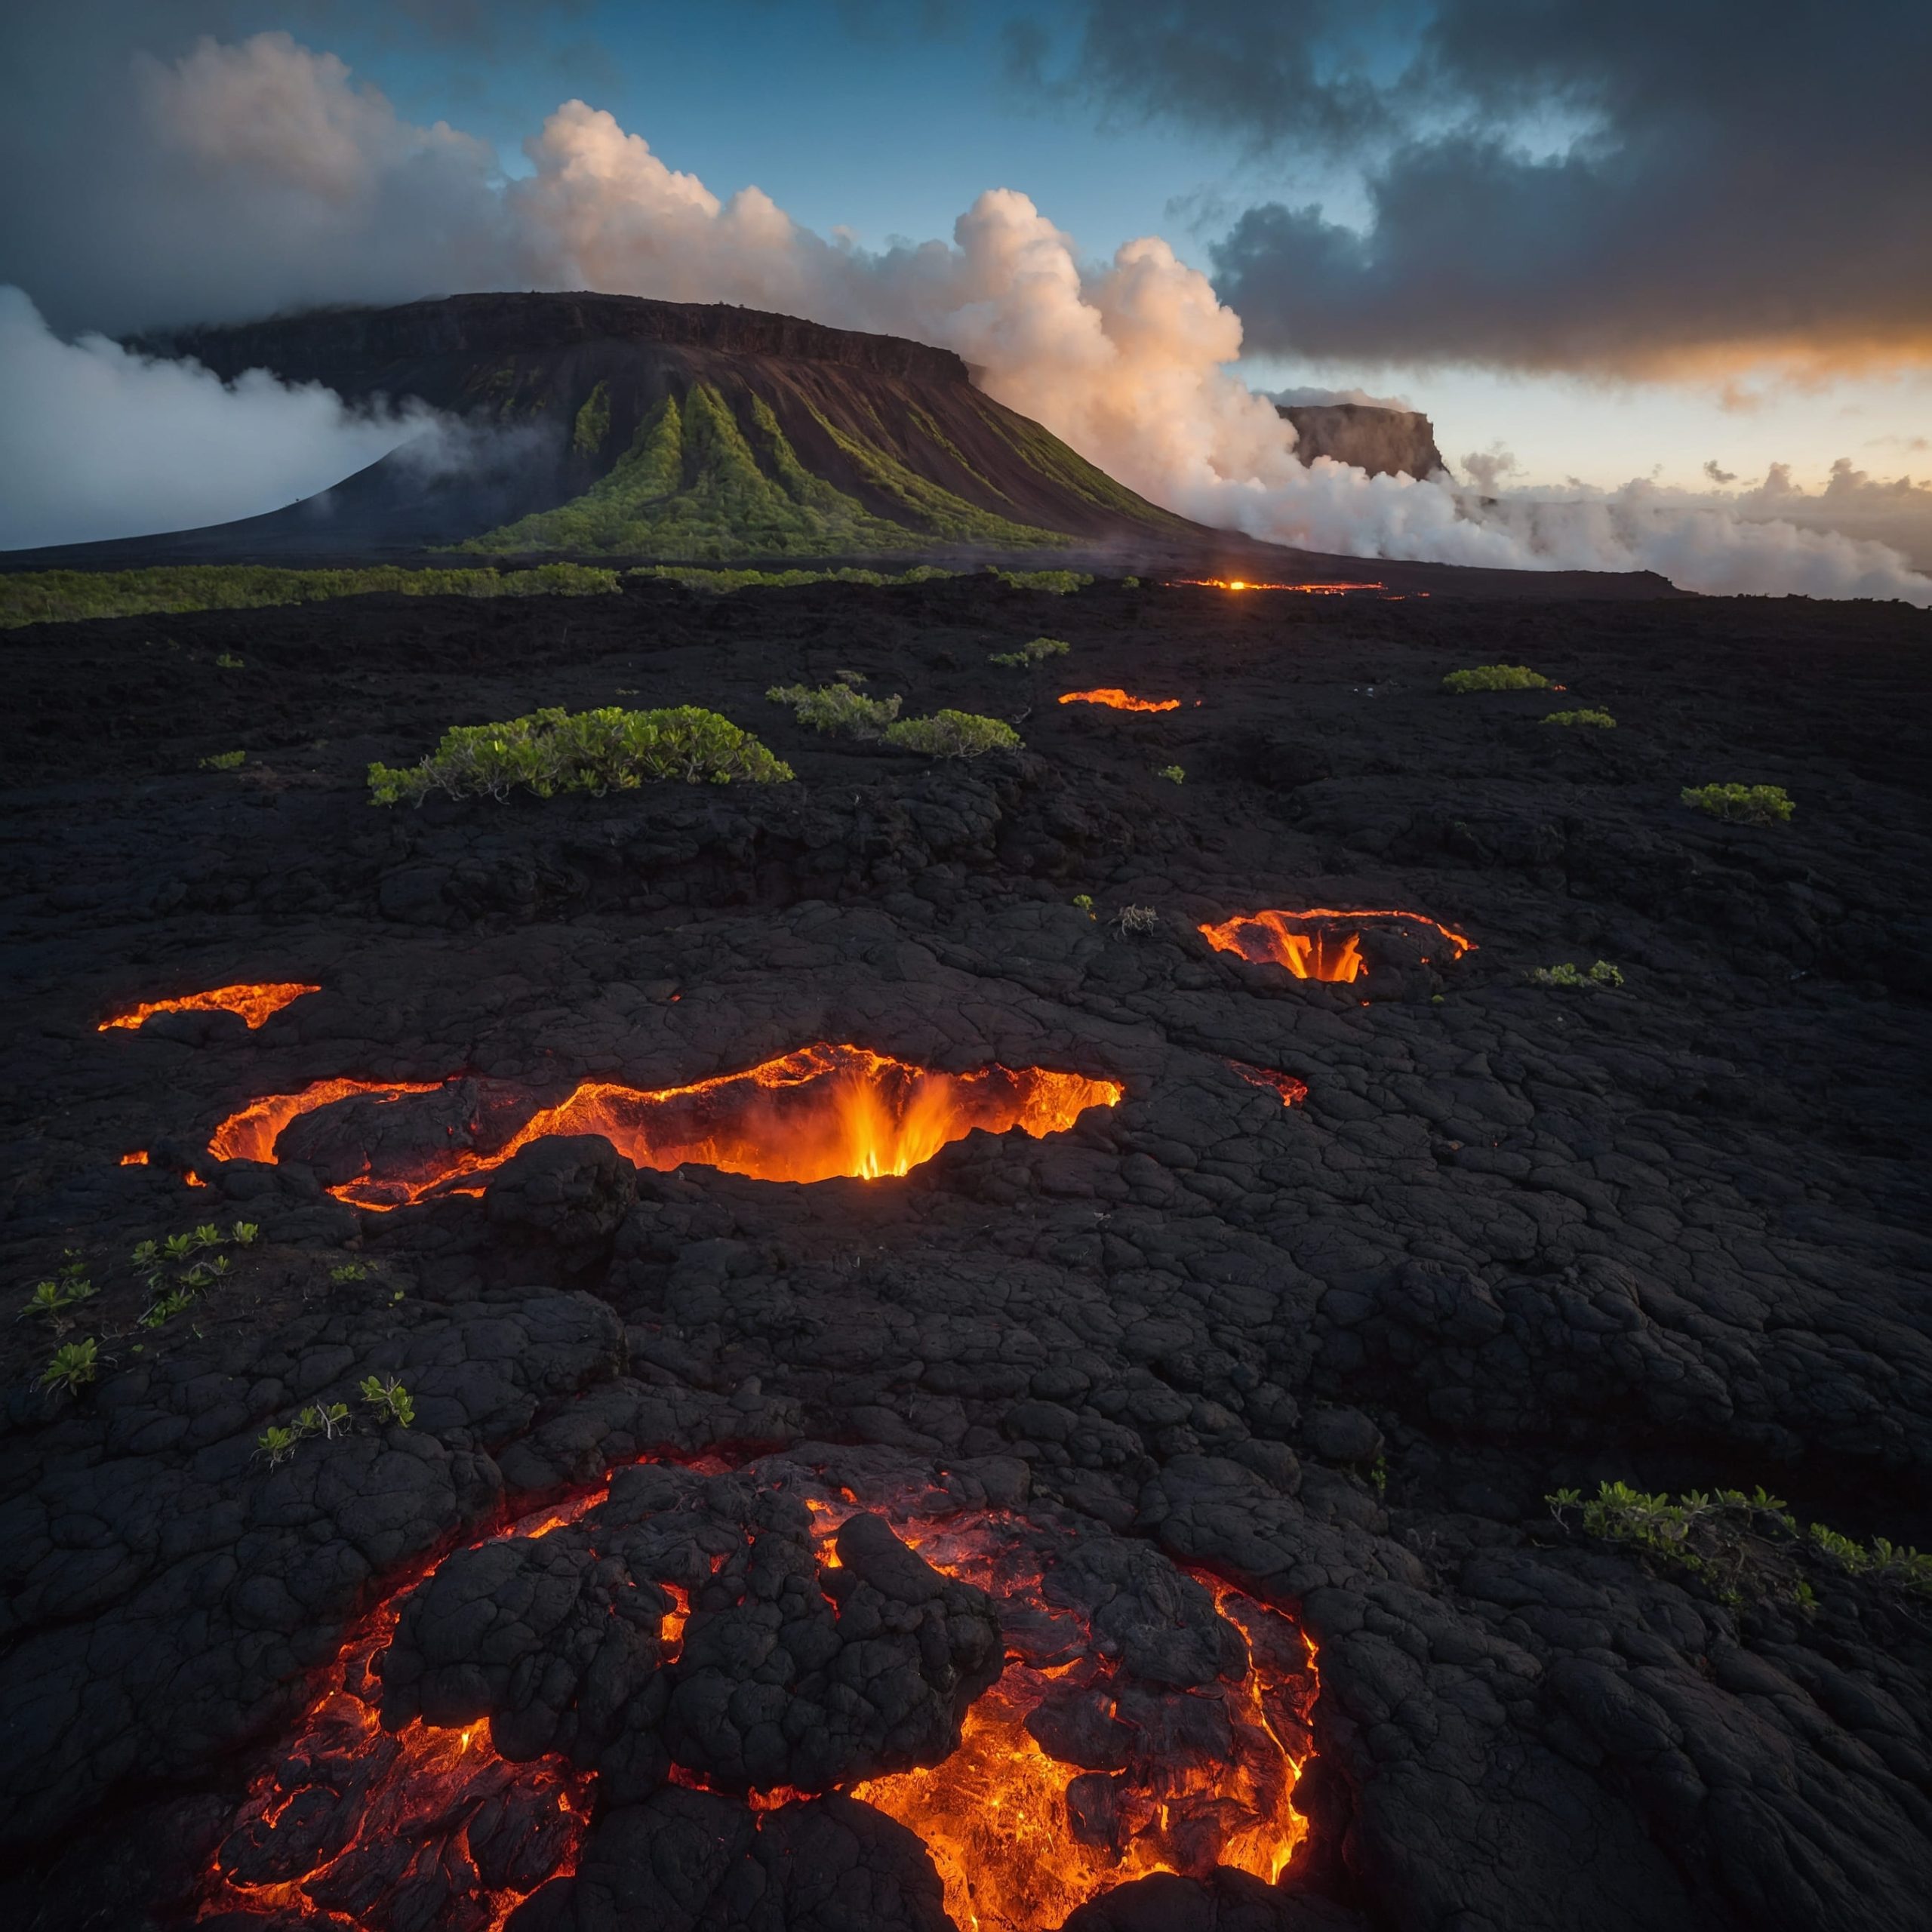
[2, 573, 1929, 1932]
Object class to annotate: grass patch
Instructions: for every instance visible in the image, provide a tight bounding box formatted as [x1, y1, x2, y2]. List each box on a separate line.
[883, 711, 1023, 758]
[1681, 783, 1794, 825]
[991, 568, 1093, 594]
[369, 706, 794, 804]
[0, 563, 620, 630]
[1443, 664, 1551, 694]
[1155, 764, 1186, 784]
[1543, 709, 1614, 728]
[767, 680, 903, 739]
[1531, 960, 1623, 989]
[1549, 1480, 1932, 1607]
[631, 564, 958, 593]
[199, 749, 247, 772]
[989, 636, 1071, 668]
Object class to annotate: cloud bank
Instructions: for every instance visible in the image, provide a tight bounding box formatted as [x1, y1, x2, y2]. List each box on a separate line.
[1025, 0, 1932, 382]
[2, 29, 1927, 603]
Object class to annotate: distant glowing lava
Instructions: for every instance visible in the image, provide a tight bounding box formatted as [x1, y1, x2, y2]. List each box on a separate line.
[1201, 908, 1473, 984]
[1058, 688, 1182, 712]
[1227, 1061, 1310, 1107]
[206, 1044, 1123, 1208]
[1164, 578, 1386, 595]
[100, 983, 320, 1032]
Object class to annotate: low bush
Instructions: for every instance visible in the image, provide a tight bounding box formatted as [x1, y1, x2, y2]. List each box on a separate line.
[361, 1374, 416, 1426]
[1681, 782, 1794, 825]
[0, 562, 621, 629]
[882, 710, 1023, 758]
[1549, 1480, 1932, 1606]
[369, 706, 795, 804]
[1531, 960, 1623, 989]
[1155, 764, 1186, 784]
[766, 681, 903, 738]
[200, 749, 247, 771]
[991, 568, 1093, 595]
[1443, 664, 1550, 694]
[629, 564, 958, 593]
[1543, 709, 1615, 728]
[989, 636, 1071, 668]
[40, 1337, 98, 1398]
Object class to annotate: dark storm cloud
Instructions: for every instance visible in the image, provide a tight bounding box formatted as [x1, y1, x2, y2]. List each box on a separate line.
[1039, 0, 1932, 375]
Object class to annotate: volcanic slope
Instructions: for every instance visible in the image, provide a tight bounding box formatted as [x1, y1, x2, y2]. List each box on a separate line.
[106, 292, 1202, 563]
[2, 574, 1929, 1932]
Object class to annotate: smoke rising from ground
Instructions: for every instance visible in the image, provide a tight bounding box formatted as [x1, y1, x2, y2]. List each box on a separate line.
[2, 30, 1927, 603]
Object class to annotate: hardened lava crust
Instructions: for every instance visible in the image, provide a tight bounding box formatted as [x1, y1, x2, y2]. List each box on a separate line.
[0, 571, 1928, 1932]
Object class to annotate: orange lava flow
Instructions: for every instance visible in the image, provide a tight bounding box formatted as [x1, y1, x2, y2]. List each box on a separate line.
[100, 982, 320, 1032]
[198, 1491, 608, 1932]
[204, 1046, 1124, 1211]
[120, 1150, 149, 1166]
[1227, 1061, 1310, 1108]
[1057, 689, 1182, 713]
[845, 1513, 1317, 1932]
[1201, 907, 1475, 984]
[1164, 578, 1386, 595]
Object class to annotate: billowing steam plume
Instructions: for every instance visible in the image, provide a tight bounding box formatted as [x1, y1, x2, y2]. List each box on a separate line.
[3, 30, 1927, 604]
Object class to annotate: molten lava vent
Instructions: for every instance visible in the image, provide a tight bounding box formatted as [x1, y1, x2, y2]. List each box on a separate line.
[202, 1458, 1317, 1932]
[207, 1044, 1122, 1208]
[1163, 577, 1387, 595]
[1201, 908, 1474, 985]
[99, 981, 320, 1032]
[1057, 688, 1182, 712]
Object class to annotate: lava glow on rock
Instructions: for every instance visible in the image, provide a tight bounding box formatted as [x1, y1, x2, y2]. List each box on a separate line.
[207, 1044, 1123, 1208]
[99, 981, 321, 1032]
[1163, 578, 1387, 595]
[1201, 908, 1475, 984]
[1057, 688, 1181, 712]
[202, 1464, 1315, 1932]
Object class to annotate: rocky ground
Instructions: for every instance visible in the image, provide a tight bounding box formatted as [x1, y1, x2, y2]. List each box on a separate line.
[1, 573, 1929, 1932]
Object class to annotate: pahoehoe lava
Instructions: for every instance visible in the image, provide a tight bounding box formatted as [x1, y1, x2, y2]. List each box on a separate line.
[1, 565, 1929, 1932]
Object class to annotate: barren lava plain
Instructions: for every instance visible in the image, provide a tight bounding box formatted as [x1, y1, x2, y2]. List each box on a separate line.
[2, 571, 1929, 1932]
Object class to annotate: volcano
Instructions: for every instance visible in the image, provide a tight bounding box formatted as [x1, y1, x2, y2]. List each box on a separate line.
[106, 292, 1206, 565]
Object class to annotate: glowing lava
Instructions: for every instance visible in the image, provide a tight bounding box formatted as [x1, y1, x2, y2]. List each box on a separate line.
[1058, 689, 1182, 713]
[841, 1511, 1316, 1932]
[100, 982, 320, 1032]
[202, 1491, 606, 1930]
[206, 1045, 1123, 1209]
[1164, 578, 1386, 595]
[1201, 908, 1474, 984]
[1227, 1061, 1310, 1108]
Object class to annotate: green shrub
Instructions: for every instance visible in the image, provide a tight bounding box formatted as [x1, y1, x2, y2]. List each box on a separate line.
[21, 1259, 94, 1324]
[257, 1425, 301, 1468]
[1681, 783, 1794, 825]
[1443, 664, 1550, 694]
[200, 749, 247, 771]
[991, 568, 1093, 594]
[0, 563, 620, 629]
[40, 1337, 99, 1397]
[1072, 893, 1095, 917]
[368, 706, 795, 804]
[766, 681, 903, 738]
[1531, 960, 1623, 989]
[360, 1374, 416, 1427]
[1543, 709, 1615, 728]
[629, 565, 958, 593]
[214, 652, 246, 669]
[882, 710, 1023, 758]
[989, 636, 1071, 668]
[1155, 764, 1186, 785]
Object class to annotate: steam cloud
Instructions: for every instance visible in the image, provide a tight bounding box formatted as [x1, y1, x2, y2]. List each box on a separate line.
[2, 28, 1927, 604]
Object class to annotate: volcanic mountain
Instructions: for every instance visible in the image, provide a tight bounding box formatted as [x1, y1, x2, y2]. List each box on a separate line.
[118, 292, 1209, 565]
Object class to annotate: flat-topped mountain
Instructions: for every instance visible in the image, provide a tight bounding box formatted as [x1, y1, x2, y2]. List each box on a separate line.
[126, 291, 1204, 561]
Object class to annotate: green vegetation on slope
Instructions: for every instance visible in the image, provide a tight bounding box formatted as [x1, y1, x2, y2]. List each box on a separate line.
[463, 382, 1069, 559]
[971, 395, 1194, 528]
[571, 381, 611, 457]
[629, 565, 959, 593]
[0, 564, 620, 630]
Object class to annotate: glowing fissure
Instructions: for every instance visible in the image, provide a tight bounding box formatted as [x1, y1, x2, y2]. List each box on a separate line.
[100, 981, 320, 1032]
[205, 1044, 1123, 1209]
[1162, 579, 1389, 595]
[1057, 688, 1182, 712]
[203, 1464, 1317, 1932]
[1227, 1061, 1311, 1108]
[1201, 908, 1474, 984]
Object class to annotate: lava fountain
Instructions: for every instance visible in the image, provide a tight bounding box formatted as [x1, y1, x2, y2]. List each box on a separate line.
[99, 981, 320, 1032]
[1201, 909, 1474, 984]
[1057, 689, 1181, 713]
[207, 1044, 1124, 1208]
